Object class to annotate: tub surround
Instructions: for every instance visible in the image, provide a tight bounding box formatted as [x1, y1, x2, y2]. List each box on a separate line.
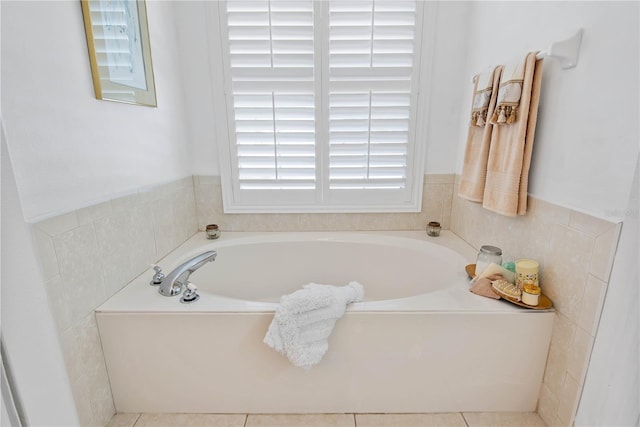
[33, 177, 198, 427]
[31, 173, 620, 425]
[450, 175, 621, 426]
[194, 174, 455, 232]
[97, 231, 554, 414]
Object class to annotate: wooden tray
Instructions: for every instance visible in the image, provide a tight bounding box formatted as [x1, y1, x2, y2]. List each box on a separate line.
[465, 264, 476, 279]
[465, 264, 553, 310]
[492, 286, 554, 310]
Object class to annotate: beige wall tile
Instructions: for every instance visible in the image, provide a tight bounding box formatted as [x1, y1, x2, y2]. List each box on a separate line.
[127, 204, 162, 279]
[566, 326, 594, 384]
[357, 413, 465, 426]
[537, 384, 560, 427]
[106, 413, 140, 427]
[32, 227, 59, 280]
[528, 198, 571, 227]
[151, 198, 179, 257]
[61, 314, 115, 427]
[569, 210, 617, 237]
[578, 275, 607, 336]
[110, 193, 140, 216]
[556, 374, 581, 425]
[35, 211, 79, 236]
[195, 183, 219, 231]
[94, 205, 157, 296]
[34, 176, 201, 427]
[94, 214, 139, 294]
[541, 225, 594, 322]
[136, 413, 246, 427]
[138, 185, 166, 204]
[77, 201, 113, 226]
[424, 173, 455, 184]
[550, 313, 576, 354]
[194, 175, 452, 232]
[246, 414, 354, 427]
[462, 412, 545, 426]
[44, 275, 73, 333]
[590, 223, 622, 282]
[544, 344, 569, 398]
[54, 225, 108, 325]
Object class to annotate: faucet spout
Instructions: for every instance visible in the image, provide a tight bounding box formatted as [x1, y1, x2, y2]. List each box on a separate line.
[158, 250, 217, 296]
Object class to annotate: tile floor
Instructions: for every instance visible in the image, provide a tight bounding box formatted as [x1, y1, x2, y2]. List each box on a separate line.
[107, 412, 547, 427]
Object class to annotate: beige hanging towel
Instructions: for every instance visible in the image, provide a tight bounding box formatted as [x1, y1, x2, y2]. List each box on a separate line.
[459, 66, 501, 202]
[482, 52, 543, 216]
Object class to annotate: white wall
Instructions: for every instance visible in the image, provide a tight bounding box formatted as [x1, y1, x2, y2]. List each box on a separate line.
[1, 125, 79, 426]
[575, 156, 639, 426]
[456, 1, 639, 222]
[1, 0, 194, 222]
[423, 2, 471, 174]
[174, 1, 221, 177]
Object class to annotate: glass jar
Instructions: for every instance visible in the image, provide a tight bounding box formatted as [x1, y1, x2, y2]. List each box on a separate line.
[475, 245, 503, 276]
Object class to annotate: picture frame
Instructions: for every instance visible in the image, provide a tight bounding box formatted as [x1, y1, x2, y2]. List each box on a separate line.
[81, 0, 157, 107]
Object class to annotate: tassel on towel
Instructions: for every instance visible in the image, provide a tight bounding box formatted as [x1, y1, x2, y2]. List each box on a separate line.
[470, 66, 497, 128]
[264, 282, 364, 369]
[490, 57, 526, 126]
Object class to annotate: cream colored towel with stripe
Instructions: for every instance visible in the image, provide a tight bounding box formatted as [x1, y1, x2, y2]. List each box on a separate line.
[483, 52, 543, 216]
[459, 66, 501, 202]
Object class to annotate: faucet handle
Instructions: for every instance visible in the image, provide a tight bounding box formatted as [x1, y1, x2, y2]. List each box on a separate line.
[180, 281, 200, 304]
[150, 264, 164, 286]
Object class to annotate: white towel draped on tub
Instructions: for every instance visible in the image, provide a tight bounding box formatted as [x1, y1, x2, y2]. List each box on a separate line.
[264, 281, 364, 369]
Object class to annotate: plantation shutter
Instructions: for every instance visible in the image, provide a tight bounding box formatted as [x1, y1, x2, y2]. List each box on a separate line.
[225, 0, 317, 191]
[328, 0, 417, 192]
[219, 0, 424, 211]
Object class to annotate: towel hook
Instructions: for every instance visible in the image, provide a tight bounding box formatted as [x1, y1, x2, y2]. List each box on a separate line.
[536, 28, 583, 69]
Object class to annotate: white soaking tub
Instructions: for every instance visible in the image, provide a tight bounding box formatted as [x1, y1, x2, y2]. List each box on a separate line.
[96, 231, 554, 414]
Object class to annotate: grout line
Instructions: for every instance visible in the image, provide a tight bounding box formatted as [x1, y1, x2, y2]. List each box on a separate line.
[353, 413, 357, 427]
[243, 413, 248, 427]
[461, 412, 470, 427]
[131, 413, 141, 426]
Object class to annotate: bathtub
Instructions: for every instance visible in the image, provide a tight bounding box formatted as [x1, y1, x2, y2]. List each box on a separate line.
[96, 231, 554, 414]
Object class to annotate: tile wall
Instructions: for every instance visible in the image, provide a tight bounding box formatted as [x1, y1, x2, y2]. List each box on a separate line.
[450, 176, 621, 426]
[33, 177, 198, 427]
[193, 174, 455, 232]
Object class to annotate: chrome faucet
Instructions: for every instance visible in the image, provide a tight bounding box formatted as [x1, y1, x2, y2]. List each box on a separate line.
[151, 251, 217, 297]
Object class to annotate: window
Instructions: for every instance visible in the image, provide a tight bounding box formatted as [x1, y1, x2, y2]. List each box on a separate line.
[215, 0, 427, 212]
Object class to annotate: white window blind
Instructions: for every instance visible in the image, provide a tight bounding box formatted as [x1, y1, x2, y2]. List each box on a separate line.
[328, 0, 416, 191]
[226, 0, 317, 191]
[219, 0, 424, 211]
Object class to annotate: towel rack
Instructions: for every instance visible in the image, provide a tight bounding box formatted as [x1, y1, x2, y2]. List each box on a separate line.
[536, 29, 583, 69]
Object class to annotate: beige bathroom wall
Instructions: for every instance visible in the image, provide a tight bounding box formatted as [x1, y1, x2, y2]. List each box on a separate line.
[32, 177, 198, 427]
[193, 175, 455, 232]
[450, 176, 621, 427]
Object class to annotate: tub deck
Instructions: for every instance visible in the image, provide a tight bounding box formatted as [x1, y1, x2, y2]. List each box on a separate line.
[96, 231, 554, 414]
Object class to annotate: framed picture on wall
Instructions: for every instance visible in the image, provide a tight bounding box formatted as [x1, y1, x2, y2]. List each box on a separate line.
[81, 0, 157, 107]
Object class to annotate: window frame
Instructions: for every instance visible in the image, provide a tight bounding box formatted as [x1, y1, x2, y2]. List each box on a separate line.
[209, 0, 436, 213]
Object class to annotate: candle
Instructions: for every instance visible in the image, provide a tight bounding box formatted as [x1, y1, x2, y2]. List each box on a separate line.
[515, 259, 539, 289]
[522, 283, 541, 306]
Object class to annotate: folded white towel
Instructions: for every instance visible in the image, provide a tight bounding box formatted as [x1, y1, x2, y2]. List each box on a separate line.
[264, 281, 364, 369]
